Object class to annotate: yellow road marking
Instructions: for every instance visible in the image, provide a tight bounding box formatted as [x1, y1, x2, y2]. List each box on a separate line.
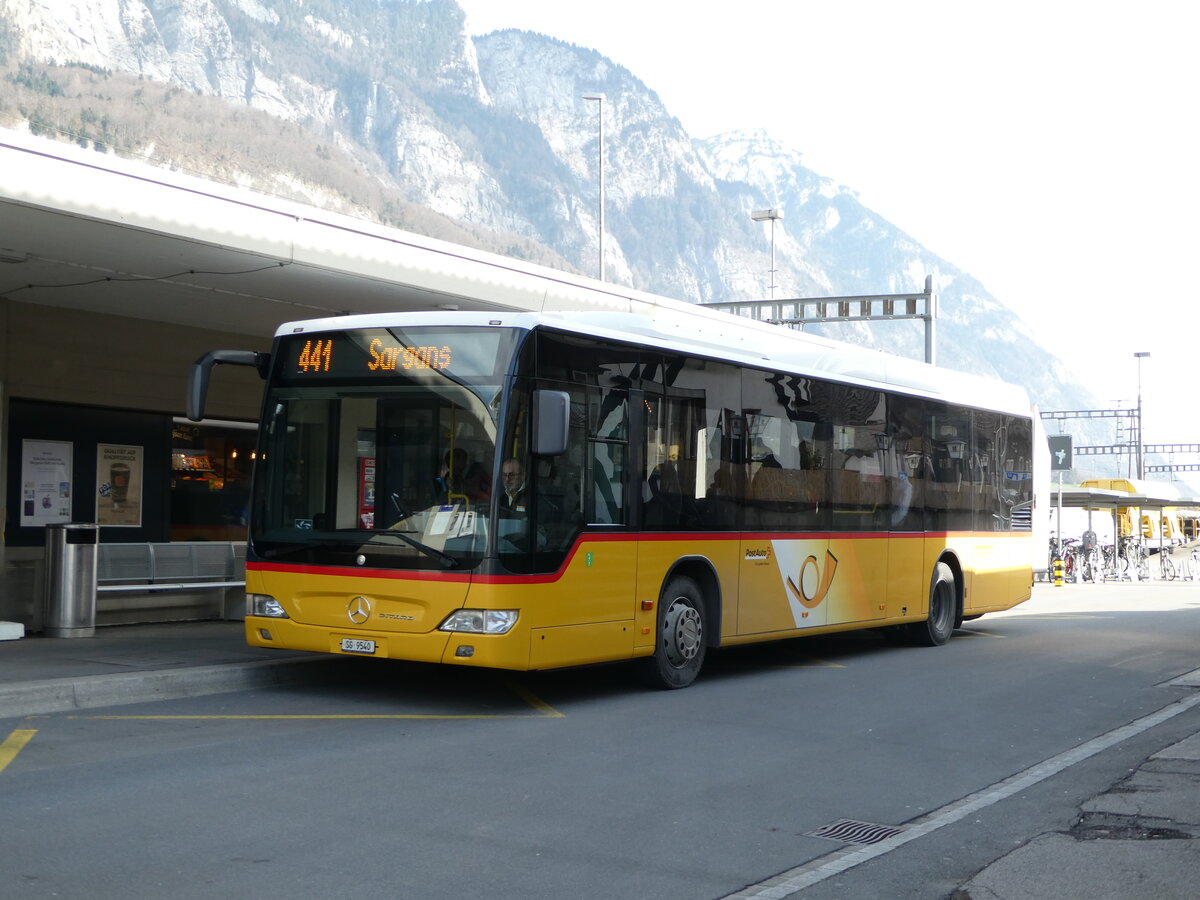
[504, 680, 564, 717]
[0, 728, 36, 774]
[781, 656, 844, 669]
[957, 629, 1006, 639]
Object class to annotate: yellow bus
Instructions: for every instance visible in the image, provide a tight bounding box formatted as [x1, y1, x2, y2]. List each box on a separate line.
[189, 306, 1040, 688]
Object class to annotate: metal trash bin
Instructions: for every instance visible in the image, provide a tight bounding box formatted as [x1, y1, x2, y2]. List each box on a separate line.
[43, 523, 99, 638]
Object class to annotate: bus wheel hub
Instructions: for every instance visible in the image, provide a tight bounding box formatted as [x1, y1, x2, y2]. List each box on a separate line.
[664, 599, 701, 667]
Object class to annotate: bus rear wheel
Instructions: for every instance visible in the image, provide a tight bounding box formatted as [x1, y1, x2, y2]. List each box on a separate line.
[908, 562, 956, 647]
[636, 575, 707, 689]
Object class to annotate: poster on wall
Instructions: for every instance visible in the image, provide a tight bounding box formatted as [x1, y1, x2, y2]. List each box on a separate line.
[96, 444, 143, 527]
[20, 439, 73, 526]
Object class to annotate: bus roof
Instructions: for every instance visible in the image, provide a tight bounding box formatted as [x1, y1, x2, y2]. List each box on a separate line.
[276, 303, 1032, 419]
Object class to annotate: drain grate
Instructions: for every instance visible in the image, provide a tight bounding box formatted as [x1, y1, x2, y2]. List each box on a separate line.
[806, 818, 904, 846]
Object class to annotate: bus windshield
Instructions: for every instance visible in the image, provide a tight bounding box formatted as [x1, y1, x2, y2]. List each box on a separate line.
[249, 325, 520, 569]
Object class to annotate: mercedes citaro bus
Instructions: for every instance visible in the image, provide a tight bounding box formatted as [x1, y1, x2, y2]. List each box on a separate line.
[189, 304, 1044, 688]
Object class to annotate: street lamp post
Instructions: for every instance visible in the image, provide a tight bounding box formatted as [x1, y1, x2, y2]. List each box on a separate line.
[582, 93, 606, 281]
[750, 208, 782, 299]
[1135, 351, 1150, 479]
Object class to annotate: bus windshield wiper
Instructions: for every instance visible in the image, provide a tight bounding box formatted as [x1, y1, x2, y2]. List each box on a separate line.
[366, 530, 459, 569]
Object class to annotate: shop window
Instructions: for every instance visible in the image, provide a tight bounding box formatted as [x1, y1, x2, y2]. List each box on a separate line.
[170, 419, 256, 541]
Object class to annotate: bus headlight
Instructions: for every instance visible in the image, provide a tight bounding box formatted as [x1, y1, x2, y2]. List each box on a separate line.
[248, 594, 289, 618]
[439, 609, 518, 634]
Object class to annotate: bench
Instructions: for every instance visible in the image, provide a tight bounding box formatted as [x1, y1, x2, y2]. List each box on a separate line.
[96, 542, 245, 593]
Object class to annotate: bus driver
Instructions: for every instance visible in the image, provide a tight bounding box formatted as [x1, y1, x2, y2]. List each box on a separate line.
[500, 457, 527, 514]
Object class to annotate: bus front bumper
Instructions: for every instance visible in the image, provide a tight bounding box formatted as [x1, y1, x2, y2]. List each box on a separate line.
[244, 616, 533, 670]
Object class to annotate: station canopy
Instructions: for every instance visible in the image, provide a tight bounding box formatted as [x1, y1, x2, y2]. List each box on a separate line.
[1054, 478, 1200, 514]
[0, 129, 640, 343]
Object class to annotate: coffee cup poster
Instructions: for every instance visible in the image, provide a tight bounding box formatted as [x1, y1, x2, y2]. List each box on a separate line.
[97, 444, 142, 527]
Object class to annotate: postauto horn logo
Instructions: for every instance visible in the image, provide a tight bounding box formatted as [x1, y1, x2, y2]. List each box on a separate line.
[786, 550, 839, 608]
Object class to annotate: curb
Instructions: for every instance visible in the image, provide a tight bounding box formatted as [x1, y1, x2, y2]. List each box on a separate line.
[0, 657, 335, 719]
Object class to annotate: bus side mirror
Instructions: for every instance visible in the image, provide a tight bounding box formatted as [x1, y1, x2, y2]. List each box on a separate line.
[186, 350, 270, 422]
[532, 390, 570, 456]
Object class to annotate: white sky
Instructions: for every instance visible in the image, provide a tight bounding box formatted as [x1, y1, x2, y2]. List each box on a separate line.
[456, 0, 1200, 459]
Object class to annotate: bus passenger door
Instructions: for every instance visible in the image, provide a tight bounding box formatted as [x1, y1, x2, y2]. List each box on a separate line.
[519, 377, 640, 669]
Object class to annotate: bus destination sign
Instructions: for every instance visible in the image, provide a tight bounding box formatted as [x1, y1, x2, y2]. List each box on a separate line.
[291, 334, 452, 376]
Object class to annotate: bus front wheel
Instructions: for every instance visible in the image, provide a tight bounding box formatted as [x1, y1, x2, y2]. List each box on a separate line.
[636, 575, 707, 689]
[908, 562, 956, 647]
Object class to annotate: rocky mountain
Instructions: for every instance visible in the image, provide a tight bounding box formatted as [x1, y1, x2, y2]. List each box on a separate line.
[0, 0, 1117, 455]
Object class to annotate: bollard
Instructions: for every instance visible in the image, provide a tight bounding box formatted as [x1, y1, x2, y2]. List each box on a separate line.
[1053, 556, 1063, 587]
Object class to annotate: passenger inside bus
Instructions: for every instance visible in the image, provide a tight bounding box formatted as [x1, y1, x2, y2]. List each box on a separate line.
[436, 448, 490, 506]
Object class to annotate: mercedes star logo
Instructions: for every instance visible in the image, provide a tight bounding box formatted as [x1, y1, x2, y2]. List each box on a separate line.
[347, 596, 371, 624]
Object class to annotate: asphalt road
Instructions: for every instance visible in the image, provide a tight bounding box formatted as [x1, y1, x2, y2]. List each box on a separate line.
[3, 583, 1199, 899]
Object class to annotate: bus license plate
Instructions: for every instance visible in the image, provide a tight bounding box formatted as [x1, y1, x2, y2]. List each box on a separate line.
[340, 638, 376, 655]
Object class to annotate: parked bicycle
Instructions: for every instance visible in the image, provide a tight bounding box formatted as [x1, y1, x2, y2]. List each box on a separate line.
[1079, 529, 1099, 583]
[1060, 537, 1079, 581]
[1120, 538, 1150, 581]
[1047, 536, 1105, 583]
[1186, 547, 1200, 581]
[1155, 547, 1177, 581]
[1100, 543, 1120, 581]
[1078, 545, 1100, 583]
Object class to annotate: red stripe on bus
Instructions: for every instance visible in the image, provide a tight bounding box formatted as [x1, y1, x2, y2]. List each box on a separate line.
[245, 562, 473, 583]
[247, 529, 1018, 587]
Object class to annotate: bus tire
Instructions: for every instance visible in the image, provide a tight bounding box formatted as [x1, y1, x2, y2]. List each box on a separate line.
[636, 575, 707, 689]
[909, 562, 956, 647]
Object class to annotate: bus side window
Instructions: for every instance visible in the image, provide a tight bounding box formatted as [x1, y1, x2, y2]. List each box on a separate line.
[640, 371, 709, 531]
[887, 395, 926, 532]
[587, 383, 627, 525]
[927, 404, 973, 531]
[589, 440, 624, 524]
[656, 355, 744, 531]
